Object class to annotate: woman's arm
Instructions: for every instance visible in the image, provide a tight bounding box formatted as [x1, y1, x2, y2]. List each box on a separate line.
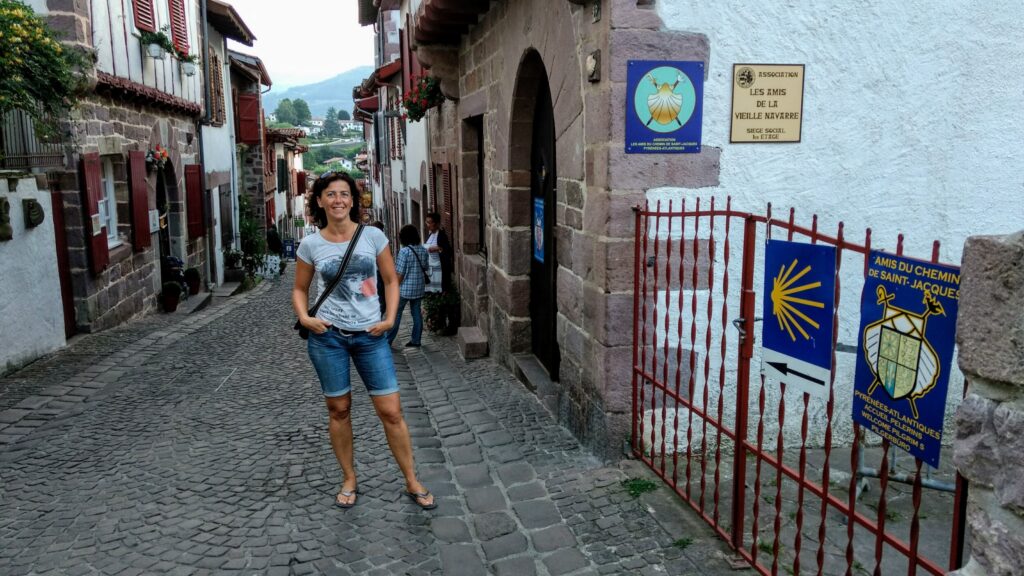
[369, 249, 399, 336]
[293, 259, 331, 333]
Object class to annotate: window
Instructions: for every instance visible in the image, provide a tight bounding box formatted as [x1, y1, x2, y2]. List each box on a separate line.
[99, 158, 121, 248]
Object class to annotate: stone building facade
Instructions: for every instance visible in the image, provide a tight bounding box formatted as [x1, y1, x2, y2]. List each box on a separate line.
[40, 0, 208, 334]
[51, 94, 200, 332]
[413, 0, 712, 458]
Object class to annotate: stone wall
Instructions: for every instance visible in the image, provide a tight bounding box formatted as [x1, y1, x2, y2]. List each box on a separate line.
[428, 0, 707, 459]
[952, 231, 1024, 576]
[53, 93, 202, 332]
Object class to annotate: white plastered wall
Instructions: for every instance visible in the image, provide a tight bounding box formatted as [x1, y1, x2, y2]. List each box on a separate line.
[644, 1, 1024, 451]
[0, 177, 66, 373]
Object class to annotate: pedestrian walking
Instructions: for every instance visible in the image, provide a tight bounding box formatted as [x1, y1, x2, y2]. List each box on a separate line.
[388, 225, 429, 348]
[292, 171, 436, 510]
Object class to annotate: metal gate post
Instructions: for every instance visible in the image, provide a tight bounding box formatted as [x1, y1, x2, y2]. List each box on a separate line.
[730, 216, 757, 551]
[631, 206, 642, 455]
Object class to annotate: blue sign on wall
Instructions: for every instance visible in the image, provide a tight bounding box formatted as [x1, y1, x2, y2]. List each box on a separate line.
[533, 198, 544, 263]
[626, 60, 704, 154]
[761, 239, 837, 397]
[852, 251, 960, 468]
[283, 239, 296, 260]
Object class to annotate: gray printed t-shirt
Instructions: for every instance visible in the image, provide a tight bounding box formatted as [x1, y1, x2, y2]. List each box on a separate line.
[297, 227, 389, 330]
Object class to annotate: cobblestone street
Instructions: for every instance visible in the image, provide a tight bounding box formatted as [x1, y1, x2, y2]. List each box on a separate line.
[0, 273, 740, 576]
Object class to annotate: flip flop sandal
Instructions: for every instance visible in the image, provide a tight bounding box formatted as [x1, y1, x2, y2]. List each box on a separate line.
[335, 487, 358, 509]
[404, 490, 437, 510]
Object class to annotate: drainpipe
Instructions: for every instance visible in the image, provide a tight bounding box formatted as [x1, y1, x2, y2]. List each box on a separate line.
[196, 0, 216, 289]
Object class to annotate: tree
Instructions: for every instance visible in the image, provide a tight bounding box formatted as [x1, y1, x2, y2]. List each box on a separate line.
[338, 109, 351, 121]
[0, 0, 89, 139]
[323, 107, 340, 138]
[275, 99, 296, 125]
[292, 98, 311, 126]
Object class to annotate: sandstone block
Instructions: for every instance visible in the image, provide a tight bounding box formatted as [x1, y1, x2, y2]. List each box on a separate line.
[457, 327, 489, 359]
[954, 394, 1000, 489]
[957, 232, 1024, 387]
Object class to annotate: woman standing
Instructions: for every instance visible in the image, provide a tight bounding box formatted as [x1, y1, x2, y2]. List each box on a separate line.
[423, 212, 452, 292]
[292, 172, 436, 510]
[388, 225, 429, 348]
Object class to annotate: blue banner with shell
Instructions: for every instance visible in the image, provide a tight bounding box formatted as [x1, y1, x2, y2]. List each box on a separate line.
[852, 251, 961, 468]
[626, 60, 704, 154]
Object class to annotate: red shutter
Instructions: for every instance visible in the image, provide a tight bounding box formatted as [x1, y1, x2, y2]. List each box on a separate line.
[80, 153, 109, 275]
[296, 171, 307, 198]
[168, 0, 189, 54]
[132, 0, 156, 32]
[429, 163, 437, 211]
[236, 93, 261, 144]
[442, 163, 453, 235]
[185, 164, 204, 239]
[129, 151, 151, 251]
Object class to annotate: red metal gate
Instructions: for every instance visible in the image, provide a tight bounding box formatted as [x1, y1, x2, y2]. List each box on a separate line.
[631, 198, 967, 576]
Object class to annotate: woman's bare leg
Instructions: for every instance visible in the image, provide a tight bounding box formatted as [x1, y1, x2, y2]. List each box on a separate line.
[325, 394, 357, 505]
[370, 393, 434, 507]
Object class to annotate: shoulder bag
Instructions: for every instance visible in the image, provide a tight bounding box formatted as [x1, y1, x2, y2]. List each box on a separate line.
[294, 224, 365, 339]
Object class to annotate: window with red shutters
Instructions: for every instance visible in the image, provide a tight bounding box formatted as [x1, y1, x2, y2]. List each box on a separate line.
[236, 93, 261, 144]
[80, 153, 109, 275]
[128, 151, 151, 251]
[168, 0, 189, 54]
[185, 164, 204, 239]
[132, 0, 156, 32]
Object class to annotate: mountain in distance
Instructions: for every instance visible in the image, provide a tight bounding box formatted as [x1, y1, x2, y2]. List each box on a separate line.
[263, 66, 373, 118]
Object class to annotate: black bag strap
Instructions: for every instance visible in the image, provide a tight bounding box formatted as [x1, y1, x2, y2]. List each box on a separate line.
[308, 224, 364, 317]
[411, 246, 429, 275]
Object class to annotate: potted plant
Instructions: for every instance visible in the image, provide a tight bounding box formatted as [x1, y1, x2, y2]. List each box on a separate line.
[401, 74, 445, 122]
[175, 48, 198, 76]
[423, 288, 460, 334]
[161, 281, 183, 312]
[183, 267, 201, 295]
[139, 26, 174, 60]
[224, 248, 242, 270]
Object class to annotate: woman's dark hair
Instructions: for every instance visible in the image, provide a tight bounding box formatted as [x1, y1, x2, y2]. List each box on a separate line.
[308, 171, 360, 228]
[425, 212, 441, 226]
[398, 224, 421, 247]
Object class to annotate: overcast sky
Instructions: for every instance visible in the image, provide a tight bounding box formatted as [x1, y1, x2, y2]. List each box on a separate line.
[223, 0, 375, 90]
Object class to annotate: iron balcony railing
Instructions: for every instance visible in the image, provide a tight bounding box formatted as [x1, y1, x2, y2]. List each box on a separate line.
[0, 109, 66, 170]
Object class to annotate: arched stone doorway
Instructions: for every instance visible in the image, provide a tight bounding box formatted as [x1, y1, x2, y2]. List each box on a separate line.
[509, 49, 560, 380]
[155, 161, 182, 286]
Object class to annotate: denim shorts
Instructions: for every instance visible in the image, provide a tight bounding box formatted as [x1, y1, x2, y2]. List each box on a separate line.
[307, 327, 400, 397]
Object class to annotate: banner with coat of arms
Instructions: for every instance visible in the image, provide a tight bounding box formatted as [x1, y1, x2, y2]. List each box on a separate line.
[852, 251, 961, 468]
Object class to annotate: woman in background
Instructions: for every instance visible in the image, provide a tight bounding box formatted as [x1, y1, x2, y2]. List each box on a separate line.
[388, 224, 429, 348]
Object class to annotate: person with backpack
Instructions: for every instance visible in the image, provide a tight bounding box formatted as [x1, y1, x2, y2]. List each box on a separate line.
[388, 224, 430, 348]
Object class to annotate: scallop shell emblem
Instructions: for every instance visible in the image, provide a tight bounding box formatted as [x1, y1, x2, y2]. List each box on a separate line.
[646, 74, 684, 126]
[23, 199, 45, 228]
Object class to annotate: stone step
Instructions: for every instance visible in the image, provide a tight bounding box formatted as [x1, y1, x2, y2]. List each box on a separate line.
[456, 326, 488, 359]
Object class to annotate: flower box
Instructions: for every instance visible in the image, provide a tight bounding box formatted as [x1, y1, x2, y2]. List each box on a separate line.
[146, 43, 166, 59]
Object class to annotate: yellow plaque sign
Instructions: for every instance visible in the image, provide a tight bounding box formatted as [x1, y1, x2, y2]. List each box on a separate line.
[730, 64, 805, 143]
